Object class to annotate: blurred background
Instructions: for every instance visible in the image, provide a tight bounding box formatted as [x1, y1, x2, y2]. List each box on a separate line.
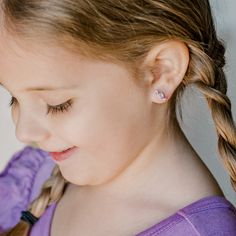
[0, 0, 236, 206]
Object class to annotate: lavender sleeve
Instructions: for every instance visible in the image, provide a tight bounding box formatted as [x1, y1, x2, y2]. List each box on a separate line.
[136, 196, 236, 235]
[0, 146, 55, 233]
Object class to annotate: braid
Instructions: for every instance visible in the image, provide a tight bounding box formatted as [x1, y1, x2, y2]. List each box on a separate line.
[184, 40, 236, 192]
[0, 0, 235, 235]
[0, 166, 68, 236]
[30, 165, 67, 216]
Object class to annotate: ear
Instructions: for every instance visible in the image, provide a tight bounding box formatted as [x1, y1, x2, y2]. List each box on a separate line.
[140, 40, 189, 104]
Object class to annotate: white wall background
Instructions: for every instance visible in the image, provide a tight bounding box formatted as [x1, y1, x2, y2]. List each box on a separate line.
[0, 0, 236, 206]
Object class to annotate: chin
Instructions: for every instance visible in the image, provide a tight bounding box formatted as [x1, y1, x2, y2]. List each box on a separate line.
[59, 168, 92, 186]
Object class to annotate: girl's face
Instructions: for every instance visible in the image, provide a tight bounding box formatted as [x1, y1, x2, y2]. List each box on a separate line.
[0, 35, 158, 187]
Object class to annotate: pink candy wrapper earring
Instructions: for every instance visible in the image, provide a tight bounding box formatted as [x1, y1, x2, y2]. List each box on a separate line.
[154, 89, 166, 100]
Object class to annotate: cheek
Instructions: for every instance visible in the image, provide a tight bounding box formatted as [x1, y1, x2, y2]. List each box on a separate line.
[55, 94, 151, 185]
[63, 98, 149, 164]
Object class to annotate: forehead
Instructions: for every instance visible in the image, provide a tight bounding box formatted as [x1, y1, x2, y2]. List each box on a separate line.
[0, 33, 92, 90]
[0, 31, 136, 94]
[0, 33, 82, 72]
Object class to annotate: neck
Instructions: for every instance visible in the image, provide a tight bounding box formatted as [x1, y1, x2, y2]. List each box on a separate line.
[67, 119, 197, 201]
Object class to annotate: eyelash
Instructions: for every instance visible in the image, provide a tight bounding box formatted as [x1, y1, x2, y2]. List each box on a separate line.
[8, 97, 73, 115]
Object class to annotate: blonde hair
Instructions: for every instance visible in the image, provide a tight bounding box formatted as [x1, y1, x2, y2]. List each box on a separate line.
[0, 0, 236, 235]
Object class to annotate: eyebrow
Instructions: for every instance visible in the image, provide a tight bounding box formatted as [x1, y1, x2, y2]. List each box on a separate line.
[0, 82, 72, 91]
[25, 86, 65, 91]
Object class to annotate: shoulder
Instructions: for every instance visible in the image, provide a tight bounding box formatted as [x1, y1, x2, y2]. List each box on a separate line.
[0, 145, 55, 233]
[137, 196, 236, 236]
[177, 195, 236, 235]
[174, 196, 236, 235]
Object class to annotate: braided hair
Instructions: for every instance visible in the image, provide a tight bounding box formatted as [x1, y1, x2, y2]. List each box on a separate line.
[0, 1, 235, 235]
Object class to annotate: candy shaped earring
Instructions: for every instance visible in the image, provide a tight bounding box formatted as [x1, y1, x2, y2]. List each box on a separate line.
[154, 89, 166, 100]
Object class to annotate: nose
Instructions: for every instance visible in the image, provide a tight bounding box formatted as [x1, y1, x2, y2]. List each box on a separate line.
[15, 110, 50, 144]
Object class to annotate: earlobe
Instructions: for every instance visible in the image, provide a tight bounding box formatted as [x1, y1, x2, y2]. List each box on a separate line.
[141, 40, 189, 103]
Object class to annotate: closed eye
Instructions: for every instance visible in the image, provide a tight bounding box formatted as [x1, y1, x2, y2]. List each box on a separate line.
[8, 96, 16, 107]
[46, 99, 73, 115]
[8, 97, 73, 115]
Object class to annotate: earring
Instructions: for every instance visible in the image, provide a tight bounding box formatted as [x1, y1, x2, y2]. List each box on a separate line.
[154, 89, 166, 100]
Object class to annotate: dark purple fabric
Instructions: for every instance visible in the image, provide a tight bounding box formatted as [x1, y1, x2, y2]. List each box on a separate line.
[1, 146, 236, 235]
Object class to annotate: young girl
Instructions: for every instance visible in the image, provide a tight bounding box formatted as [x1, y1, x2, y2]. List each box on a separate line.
[0, 0, 236, 235]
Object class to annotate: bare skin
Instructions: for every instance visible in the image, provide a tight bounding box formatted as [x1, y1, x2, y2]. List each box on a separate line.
[50, 122, 223, 235]
[0, 31, 223, 235]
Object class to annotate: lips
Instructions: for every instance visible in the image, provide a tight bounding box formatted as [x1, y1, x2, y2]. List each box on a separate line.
[50, 146, 78, 162]
[52, 147, 73, 153]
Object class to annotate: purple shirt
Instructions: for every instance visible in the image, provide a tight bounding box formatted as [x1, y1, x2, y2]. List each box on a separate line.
[1, 146, 236, 235]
